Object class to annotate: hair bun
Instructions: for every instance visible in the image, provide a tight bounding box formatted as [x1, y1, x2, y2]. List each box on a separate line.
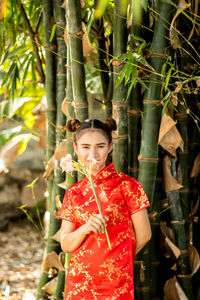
[66, 119, 82, 132]
[104, 118, 117, 131]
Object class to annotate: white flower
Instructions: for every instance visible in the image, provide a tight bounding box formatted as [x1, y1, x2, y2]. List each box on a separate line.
[60, 155, 75, 173]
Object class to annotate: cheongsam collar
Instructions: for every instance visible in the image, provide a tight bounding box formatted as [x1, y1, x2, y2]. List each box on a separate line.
[92, 163, 117, 183]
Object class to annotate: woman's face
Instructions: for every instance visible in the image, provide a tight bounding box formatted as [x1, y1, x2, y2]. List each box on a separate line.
[74, 130, 113, 176]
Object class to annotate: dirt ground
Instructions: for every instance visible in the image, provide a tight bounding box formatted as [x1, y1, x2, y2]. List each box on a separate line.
[0, 219, 44, 300]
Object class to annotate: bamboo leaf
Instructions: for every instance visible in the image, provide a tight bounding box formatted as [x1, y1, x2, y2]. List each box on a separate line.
[50, 24, 57, 42]
[0, 125, 22, 146]
[136, 77, 148, 90]
[165, 67, 174, 91]
[125, 64, 133, 86]
[86, 9, 95, 35]
[127, 79, 136, 100]
[115, 64, 128, 88]
[2, 62, 15, 86]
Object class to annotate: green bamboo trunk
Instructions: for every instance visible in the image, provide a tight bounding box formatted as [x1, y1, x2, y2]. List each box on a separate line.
[51, 0, 67, 298]
[176, 99, 190, 242]
[128, 6, 146, 179]
[66, 0, 88, 122]
[94, 0, 109, 101]
[66, 0, 88, 181]
[167, 158, 194, 299]
[36, 0, 58, 298]
[136, 1, 174, 299]
[65, 4, 77, 188]
[112, 0, 128, 173]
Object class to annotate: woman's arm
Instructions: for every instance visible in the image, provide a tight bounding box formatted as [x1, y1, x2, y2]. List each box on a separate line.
[60, 214, 108, 253]
[131, 209, 152, 254]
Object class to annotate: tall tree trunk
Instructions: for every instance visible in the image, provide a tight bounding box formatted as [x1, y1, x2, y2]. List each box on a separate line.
[165, 157, 194, 299]
[66, 0, 88, 181]
[36, 0, 57, 298]
[136, 1, 174, 299]
[112, 0, 128, 173]
[66, 0, 88, 122]
[52, 0, 67, 298]
[94, 0, 109, 101]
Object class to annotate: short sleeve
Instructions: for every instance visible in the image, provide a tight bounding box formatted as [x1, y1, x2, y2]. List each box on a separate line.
[122, 177, 150, 215]
[57, 189, 76, 223]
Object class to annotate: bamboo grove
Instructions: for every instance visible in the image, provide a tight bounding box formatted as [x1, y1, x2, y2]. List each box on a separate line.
[0, 0, 200, 299]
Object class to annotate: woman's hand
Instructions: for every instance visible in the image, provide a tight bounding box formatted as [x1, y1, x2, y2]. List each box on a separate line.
[83, 214, 109, 235]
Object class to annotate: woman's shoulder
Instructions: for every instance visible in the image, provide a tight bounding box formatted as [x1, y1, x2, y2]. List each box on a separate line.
[66, 177, 87, 194]
[117, 172, 139, 185]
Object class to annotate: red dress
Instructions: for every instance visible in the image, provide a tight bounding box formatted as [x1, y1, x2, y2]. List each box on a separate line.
[58, 163, 150, 300]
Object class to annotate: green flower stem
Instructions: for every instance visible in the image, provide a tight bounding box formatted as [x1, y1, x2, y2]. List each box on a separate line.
[88, 175, 112, 250]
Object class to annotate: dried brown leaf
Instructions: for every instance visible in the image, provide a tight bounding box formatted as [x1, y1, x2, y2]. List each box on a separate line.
[43, 156, 55, 180]
[0, 140, 20, 174]
[38, 132, 46, 149]
[158, 114, 184, 155]
[42, 276, 58, 295]
[190, 153, 200, 178]
[55, 195, 62, 210]
[58, 181, 70, 190]
[174, 81, 183, 93]
[164, 276, 188, 300]
[42, 251, 65, 271]
[82, 22, 93, 56]
[61, 98, 67, 116]
[196, 79, 200, 88]
[33, 113, 46, 130]
[163, 156, 183, 193]
[165, 236, 181, 259]
[172, 95, 178, 106]
[169, 0, 191, 50]
[188, 243, 200, 275]
[54, 140, 67, 160]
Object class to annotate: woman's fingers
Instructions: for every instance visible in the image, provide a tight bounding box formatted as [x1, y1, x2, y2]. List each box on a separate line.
[88, 214, 108, 234]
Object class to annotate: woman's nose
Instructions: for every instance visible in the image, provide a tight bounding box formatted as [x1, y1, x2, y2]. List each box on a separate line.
[90, 148, 98, 156]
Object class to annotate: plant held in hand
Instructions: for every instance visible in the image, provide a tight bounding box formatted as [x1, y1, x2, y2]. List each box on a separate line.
[60, 154, 112, 250]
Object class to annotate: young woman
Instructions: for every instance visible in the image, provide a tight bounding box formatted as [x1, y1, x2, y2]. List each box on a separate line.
[58, 118, 152, 300]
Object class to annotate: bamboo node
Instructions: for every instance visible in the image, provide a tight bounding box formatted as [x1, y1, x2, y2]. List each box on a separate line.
[112, 102, 128, 107]
[46, 145, 56, 150]
[112, 60, 124, 67]
[65, 64, 72, 70]
[170, 220, 185, 224]
[46, 106, 57, 111]
[64, 97, 73, 103]
[135, 286, 150, 292]
[112, 133, 128, 140]
[143, 99, 161, 104]
[72, 101, 88, 109]
[128, 109, 140, 116]
[138, 155, 159, 162]
[128, 167, 139, 172]
[149, 51, 169, 58]
[68, 30, 84, 37]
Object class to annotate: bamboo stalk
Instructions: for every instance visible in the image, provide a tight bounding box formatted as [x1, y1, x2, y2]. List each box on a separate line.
[94, 0, 109, 100]
[51, 0, 67, 298]
[166, 158, 194, 299]
[36, 0, 57, 298]
[128, 6, 147, 179]
[66, 0, 88, 122]
[112, 0, 128, 173]
[136, 1, 174, 298]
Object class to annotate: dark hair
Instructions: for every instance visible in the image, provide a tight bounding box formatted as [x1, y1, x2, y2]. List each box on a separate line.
[66, 118, 117, 144]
